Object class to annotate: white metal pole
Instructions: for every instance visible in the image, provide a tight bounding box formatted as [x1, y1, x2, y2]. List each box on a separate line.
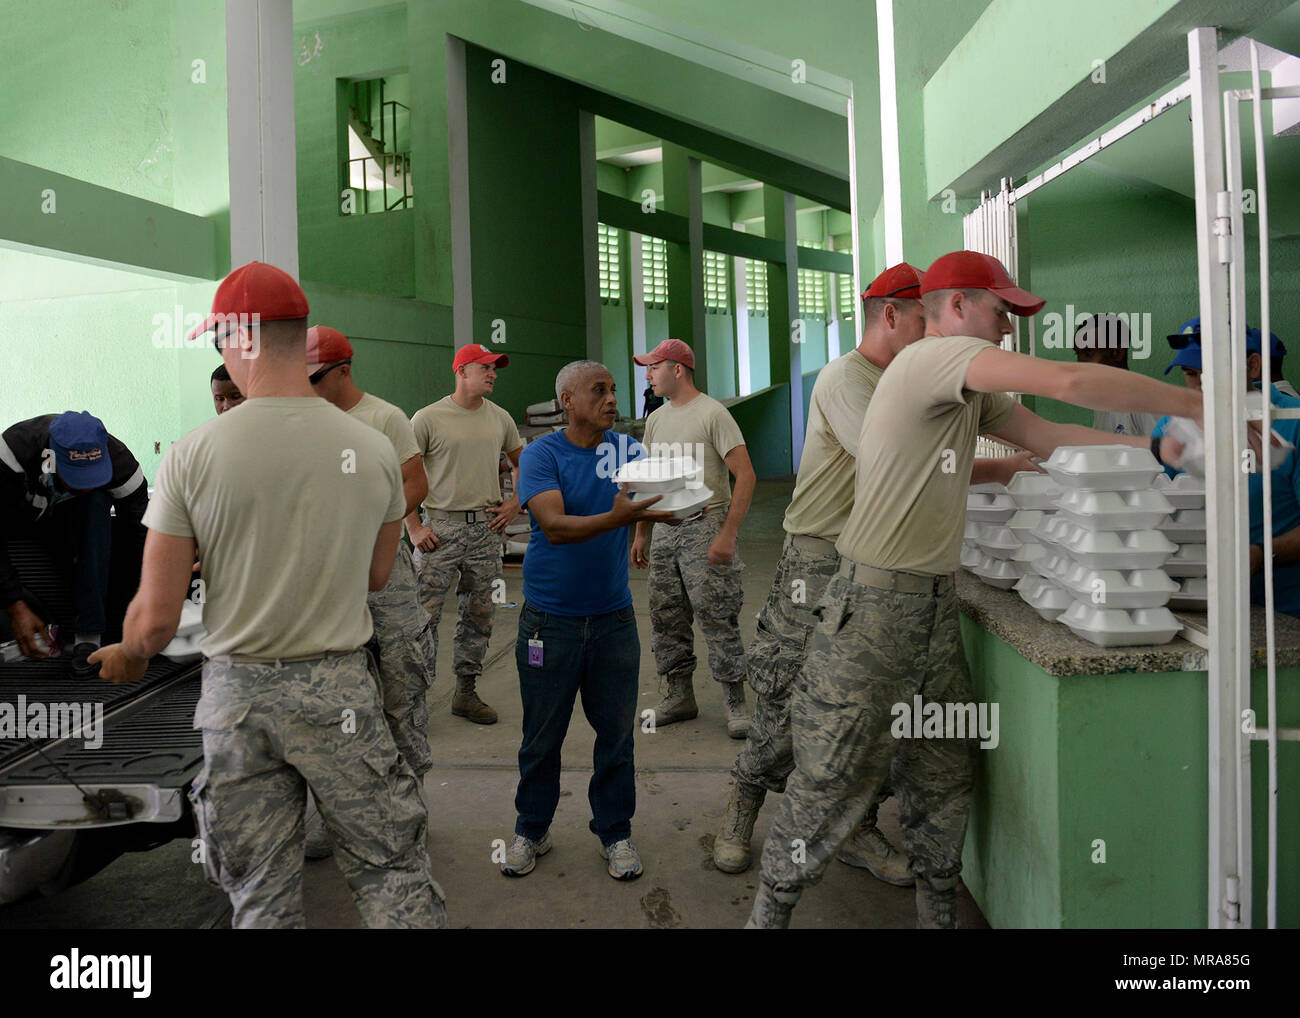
[1224, 92, 1253, 930]
[1249, 39, 1279, 930]
[1189, 25, 1243, 930]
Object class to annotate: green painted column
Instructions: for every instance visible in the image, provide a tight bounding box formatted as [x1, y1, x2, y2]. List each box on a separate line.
[662, 142, 708, 392]
[764, 183, 803, 470]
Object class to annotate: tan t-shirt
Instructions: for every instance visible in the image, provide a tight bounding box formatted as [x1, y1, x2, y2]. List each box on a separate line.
[348, 391, 420, 463]
[642, 392, 745, 510]
[144, 398, 405, 660]
[783, 350, 883, 541]
[411, 396, 523, 510]
[836, 336, 1016, 575]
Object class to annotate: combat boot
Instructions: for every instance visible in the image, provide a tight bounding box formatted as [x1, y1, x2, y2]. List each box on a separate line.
[452, 676, 498, 725]
[651, 671, 698, 726]
[744, 881, 800, 928]
[722, 681, 749, 739]
[837, 825, 914, 886]
[713, 780, 766, 873]
[915, 873, 960, 929]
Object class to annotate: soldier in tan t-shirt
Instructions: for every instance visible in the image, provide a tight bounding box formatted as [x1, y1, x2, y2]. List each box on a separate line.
[406, 343, 524, 725]
[630, 338, 756, 739]
[751, 251, 1204, 930]
[712, 263, 1023, 880]
[91, 261, 443, 929]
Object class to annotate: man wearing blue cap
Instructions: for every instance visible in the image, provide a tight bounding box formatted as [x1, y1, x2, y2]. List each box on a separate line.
[1164, 316, 1295, 397]
[0, 412, 147, 675]
[1157, 320, 1300, 615]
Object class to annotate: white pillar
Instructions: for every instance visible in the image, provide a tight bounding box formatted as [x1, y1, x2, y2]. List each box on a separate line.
[225, 0, 299, 275]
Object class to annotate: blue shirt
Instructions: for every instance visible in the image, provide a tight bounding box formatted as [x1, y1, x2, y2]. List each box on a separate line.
[517, 429, 646, 616]
[1153, 384, 1300, 615]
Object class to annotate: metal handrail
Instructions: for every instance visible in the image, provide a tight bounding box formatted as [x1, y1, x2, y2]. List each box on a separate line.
[343, 152, 412, 214]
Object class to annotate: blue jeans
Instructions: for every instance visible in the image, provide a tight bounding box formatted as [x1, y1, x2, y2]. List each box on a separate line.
[513, 601, 640, 846]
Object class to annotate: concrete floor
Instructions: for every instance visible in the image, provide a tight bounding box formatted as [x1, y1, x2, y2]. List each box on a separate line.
[0, 478, 989, 929]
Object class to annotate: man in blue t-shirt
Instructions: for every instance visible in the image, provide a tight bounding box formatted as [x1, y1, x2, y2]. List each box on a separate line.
[1155, 325, 1300, 615]
[502, 360, 681, 881]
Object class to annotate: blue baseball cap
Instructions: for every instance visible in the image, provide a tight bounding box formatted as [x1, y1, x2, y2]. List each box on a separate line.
[48, 411, 113, 489]
[1164, 316, 1286, 374]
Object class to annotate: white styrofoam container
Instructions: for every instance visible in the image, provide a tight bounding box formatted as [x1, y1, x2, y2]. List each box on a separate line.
[1006, 471, 1064, 509]
[1043, 559, 1179, 609]
[961, 544, 986, 571]
[1169, 576, 1208, 610]
[1163, 543, 1208, 577]
[1006, 509, 1047, 539]
[1011, 539, 1045, 567]
[1052, 526, 1178, 571]
[1153, 473, 1207, 510]
[1032, 515, 1074, 547]
[1054, 488, 1175, 531]
[1160, 509, 1208, 541]
[1014, 573, 1074, 621]
[1042, 445, 1165, 491]
[973, 523, 1021, 560]
[972, 556, 1020, 589]
[969, 482, 1008, 495]
[526, 399, 562, 417]
[615, 456, 704, 494]
[966, 492, 1018, 525]
[643, 485, 714, 520]
[1060, 603, 1182, 647]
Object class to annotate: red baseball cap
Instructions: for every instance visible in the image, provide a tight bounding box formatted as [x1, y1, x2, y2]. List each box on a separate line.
[186, 261, 310, 340]
[862, 262, 924, 300]
[305, 325, 354, 371]
[453, 343, 509, 372]
[920, 251, 1045, 316]
[634, 338, 695, 369]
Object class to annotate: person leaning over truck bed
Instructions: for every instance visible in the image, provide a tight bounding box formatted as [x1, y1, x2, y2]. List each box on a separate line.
[0, 412, 147, 676]
[91, 261, 444, 930]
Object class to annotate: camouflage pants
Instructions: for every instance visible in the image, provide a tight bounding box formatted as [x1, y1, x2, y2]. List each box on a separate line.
[367, 543, 435, 776]
[648, 512, 746, 684]
[735, 535, 837, 794]
[758, 569, 977, 897]
[189, 650, 445, 929]
[412, 515, 502, 682]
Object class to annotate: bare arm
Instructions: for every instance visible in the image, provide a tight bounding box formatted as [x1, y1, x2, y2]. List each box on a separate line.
[965, 348, 1202, 424]
[89, 531, 196, 683]
[986, 403, 1153, 461]
[529, 487, 677, 545]
[970, 451, 1040, 486]
[369, 519, 403, 591]
[489, 447, 524, 533]
[1253, 523, 1300, 573]
[708, 445, 756, 565]
[399, 455, 428, 519]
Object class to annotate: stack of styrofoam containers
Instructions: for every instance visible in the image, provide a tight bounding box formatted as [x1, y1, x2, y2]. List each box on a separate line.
[1034, 446, 1182, 647]
[964, 474, 1062, 592]
[613, 456, 714, 520]
[1154, 474, 1208, 609]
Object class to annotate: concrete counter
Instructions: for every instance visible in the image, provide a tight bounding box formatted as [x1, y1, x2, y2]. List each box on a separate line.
[955, 570, 1300, 675]
[954, 569, 1300, 928]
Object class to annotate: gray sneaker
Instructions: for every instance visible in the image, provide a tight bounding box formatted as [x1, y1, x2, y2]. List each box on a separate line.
[501, 831, 552, 877]
[598, 838, 644, 880]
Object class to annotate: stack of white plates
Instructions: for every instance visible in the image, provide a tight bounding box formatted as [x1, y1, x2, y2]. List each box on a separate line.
[614, 457, 714, 520]
[1042, 445, 1182, 647]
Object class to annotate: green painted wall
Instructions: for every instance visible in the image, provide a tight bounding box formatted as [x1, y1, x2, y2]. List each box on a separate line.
[726, 384, 793, 479]
[961, 615, 1300, 928]
[294, 6, 415, 298]
[705, 314, 736, 401]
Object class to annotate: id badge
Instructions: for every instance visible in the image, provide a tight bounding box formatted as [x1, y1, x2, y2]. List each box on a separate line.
[527, 638, 544, 668]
